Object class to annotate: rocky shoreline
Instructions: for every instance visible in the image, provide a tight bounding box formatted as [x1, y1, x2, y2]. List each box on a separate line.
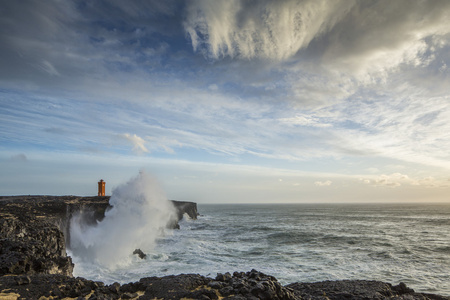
[0, 196, 448, 299]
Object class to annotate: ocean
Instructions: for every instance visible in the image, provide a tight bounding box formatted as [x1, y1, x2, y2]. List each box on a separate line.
[70, 203, 450, 296]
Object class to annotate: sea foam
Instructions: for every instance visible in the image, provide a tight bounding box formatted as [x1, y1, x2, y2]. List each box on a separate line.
[69, 171, 177, 268]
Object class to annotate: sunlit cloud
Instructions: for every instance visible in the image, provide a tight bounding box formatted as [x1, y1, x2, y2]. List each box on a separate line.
[119, 133, 149, 154]
[184, 0, 353, 60]
[360, 173, 450, 188]
[315, 180, 332, 187]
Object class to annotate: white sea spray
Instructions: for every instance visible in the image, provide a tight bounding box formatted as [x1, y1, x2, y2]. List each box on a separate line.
[70, 201, 450, 296]
[69, 171, 177, 268]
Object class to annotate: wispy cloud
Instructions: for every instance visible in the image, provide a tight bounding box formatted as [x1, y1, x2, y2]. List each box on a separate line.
[184, 0, 353, 60]
[119, 133, 149, 154]
[315, 180, 332, 187]
[361, 173, 449, 188]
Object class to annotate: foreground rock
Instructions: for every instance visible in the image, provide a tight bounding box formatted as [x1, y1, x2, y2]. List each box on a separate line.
[0, 270, 448, 300]
[0, 216, 73, 277]
[287, 280, 449, 300]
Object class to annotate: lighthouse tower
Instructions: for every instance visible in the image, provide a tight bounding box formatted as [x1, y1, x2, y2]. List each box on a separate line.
[98, 179, 105, 196]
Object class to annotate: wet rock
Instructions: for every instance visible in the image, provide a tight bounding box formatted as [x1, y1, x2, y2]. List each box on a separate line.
[170, 200, 199, 220]
[133, 248, 147, 259]
[216, 269, 296, 300]
[208, 280, 225, 289]
[393, 282, 415, 294]
[216, 272, 232, 282]
[108, 282, 121, 294]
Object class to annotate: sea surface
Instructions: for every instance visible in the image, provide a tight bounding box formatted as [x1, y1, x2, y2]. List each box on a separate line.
[71, 203, 450, 296]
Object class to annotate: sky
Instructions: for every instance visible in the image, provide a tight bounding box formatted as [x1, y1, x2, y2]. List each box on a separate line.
[1, 0, 449, 203]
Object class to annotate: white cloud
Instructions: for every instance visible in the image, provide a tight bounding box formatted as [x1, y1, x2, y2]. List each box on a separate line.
[185, 0, 450, 87]
[315, 180, 332, 186]
[145, 136, 182, 154]
[184, 0, 354, 60]
[322, 1, 450, 82]
[120, 133, 149, 154]
[279, 114, 332, 128]
[361, 173, 449, 188]
[37, 60, 61, 76]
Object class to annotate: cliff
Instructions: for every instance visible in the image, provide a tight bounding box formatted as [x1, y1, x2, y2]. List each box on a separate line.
[0, 195, 197, 276]
[0, 196, 447, 299]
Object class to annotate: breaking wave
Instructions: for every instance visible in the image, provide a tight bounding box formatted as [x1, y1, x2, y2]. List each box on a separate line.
[69, 171, 177, 268]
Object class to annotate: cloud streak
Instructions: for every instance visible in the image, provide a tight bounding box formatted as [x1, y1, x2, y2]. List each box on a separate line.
[185, 0, 354, 60]
[119, 133, 149, 154]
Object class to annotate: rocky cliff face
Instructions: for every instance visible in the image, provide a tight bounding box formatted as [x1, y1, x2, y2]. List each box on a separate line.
[0, 215, 73, 277]
[0, 196, 197, 277]
[170, 200, 198, 220]
[0, 196, 75, 277]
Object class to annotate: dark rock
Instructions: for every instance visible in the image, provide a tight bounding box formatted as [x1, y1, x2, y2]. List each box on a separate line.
[122, 292, 138, 299]
[15, 275, 31, 285]
[171, 200, 198, 220]
[0, 272, 448, 300]
[108, 282, 121, 294]
[138, 274, 211, 299]
[191, 288, 220, 299]
[216, 272, 232, 282]
[220, 285, 235, 296]
[233, 271, 245, 278]
[133, 248, 147, 259]
[208, 280, 224, 289]
[0, 216, 73, 276]
[120, 281, 143, 294]
[216, 270, 296, 300]
[286, 279, 445, 300]
[393, 282, 415, 294]
[223, 296, 247, 300]
[166, 200, 198, 229]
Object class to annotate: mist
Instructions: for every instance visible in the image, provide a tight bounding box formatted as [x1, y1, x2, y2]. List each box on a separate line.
[69, 171, 177, 268]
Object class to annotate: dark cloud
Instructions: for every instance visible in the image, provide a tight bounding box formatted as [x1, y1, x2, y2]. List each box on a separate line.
[0, 0, 188, 93]
[10, 153, 27, 162]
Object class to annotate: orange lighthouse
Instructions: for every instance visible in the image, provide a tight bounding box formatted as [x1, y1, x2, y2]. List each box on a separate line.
[98, 179, 105, 196]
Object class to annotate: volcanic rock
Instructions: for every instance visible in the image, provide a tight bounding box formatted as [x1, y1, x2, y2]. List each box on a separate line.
[133, 248, 147, 259]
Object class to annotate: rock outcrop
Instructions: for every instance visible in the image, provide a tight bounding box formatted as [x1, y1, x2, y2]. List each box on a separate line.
[170, 200, 198, 220]
[133, 249, 147, 260]
[0, 195, 197, 277]
[0, 196, 448, 299]
[0, 216, 73, 277]
[1, 270, 448, 300]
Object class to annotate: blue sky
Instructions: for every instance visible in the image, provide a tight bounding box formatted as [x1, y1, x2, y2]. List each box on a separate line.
[1, 0, 449, 203]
